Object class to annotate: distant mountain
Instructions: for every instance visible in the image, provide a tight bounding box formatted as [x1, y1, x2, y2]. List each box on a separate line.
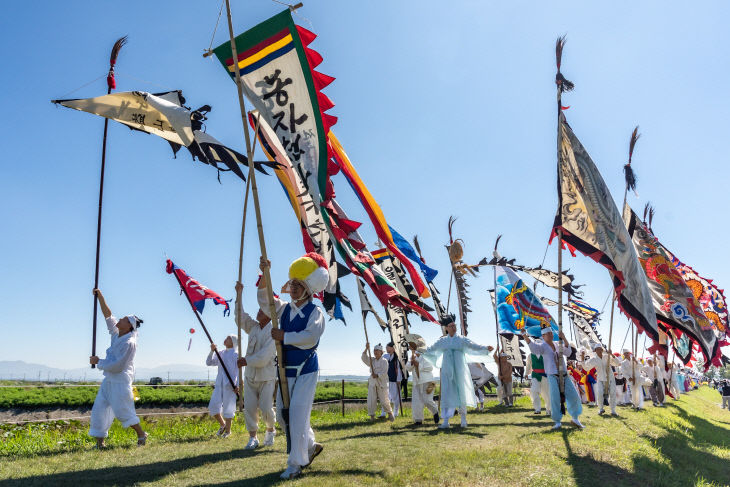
[0, 361, 372, 383]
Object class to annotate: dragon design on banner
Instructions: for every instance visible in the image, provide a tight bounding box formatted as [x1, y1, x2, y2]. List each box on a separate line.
[495, 266, 559, 339]
[624, 204, 719, 366]
[671, 256, 728, 339]
[553, 112, 657, 341]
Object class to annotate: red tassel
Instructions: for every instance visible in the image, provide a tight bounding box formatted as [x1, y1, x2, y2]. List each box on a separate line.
[317, 92, 335, 112]
[107, 74, 116, 90]
[304, 47, 323, 69]
[296, 25, 317, 46]
[325, 178, 335, 200]
[312, 71, 335, 91]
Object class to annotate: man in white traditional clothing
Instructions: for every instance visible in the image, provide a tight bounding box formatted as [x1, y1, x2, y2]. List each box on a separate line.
[422, 316, 493, 429]
[362, 343, 395, 421]
[206, 335, 239, 438]
[383, 342, 403, 417]
[582, 343, 618, 416]
[522, 327, 584, 430]
[620, 350, 644, 410]
[526, 351, 551, 416]
[405, 334, 439, 424]
[235, 283, 277, 450]
[258, 254, 328, 480]
[88, 289, 147, 448]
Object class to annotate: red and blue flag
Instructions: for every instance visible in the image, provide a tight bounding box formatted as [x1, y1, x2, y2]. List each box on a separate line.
[166, 259, 230, 316]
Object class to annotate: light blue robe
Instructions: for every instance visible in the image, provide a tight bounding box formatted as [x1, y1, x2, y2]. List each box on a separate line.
[422, 335, 492, 410]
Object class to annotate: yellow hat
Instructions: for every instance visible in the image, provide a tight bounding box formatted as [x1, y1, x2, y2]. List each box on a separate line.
[288, 252, 329, 295]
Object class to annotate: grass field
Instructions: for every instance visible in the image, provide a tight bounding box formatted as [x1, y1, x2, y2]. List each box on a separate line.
[1, 387, 728, 486]
[0, 381, 374, 408]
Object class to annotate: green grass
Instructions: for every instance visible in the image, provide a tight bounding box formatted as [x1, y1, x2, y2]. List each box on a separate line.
[0, 381, 519, 409]
[1, 387, 728, 486]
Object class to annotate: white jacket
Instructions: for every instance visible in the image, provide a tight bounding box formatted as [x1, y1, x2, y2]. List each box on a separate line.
[206, 347, 239, 389]
[238, 308, 276, 382]
[98, 316, 137, 384]
[362, 352, 389, 387]
[583, 353, 618, 382]
[406, 352, 434, 385]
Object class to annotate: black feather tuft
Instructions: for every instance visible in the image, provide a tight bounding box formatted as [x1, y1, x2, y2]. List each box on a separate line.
[623, 164, 637, 193]
[110, 36, 128, 65]
[448, 216, 457, 244]
[555, 36, 574, 92]
[413, 235, 423, 260]
[628, 126, 641, 163]
[494, 234, 502, 253]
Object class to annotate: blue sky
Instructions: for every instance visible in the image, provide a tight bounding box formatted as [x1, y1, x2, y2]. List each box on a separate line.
[2, 1, 728, 377]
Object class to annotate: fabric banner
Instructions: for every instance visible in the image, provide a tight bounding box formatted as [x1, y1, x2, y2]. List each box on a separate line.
[251, 111, 351, 321]
[565, 298, 600, 323]
[499, 333, 524, 368]
[357, 278, 387, 331]
[570, 314, 603, 350]
[624, 204, 718, 365]
[388, 225, 438, 283]
[495, 266, 558, 339]
[213, 9, 336, 201]
[329, 131, 430, 299]
[553, 114, 657, 340]
[671, 255, 728, 339]
[165, 259, 229, 315]
[372, 249, 434, 318]
[53, 90, 271, 180]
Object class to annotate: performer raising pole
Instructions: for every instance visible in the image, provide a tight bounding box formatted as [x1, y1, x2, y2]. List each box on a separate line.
[90, 36, 127, 368]
[220, 0, 290, 455]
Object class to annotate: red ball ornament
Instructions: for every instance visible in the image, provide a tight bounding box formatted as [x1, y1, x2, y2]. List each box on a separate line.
[189, 328, 195, 334]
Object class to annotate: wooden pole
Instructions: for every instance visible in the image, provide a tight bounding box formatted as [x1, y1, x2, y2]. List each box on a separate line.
[91, 37, 126, 368]
[235, 175, 251, 411]
[341, 378, 345, 417]
[490, 255, 504, 399]
[222, 0, 290, 427]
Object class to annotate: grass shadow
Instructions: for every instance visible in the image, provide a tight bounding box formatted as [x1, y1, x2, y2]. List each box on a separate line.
[0, 447, 274, 487]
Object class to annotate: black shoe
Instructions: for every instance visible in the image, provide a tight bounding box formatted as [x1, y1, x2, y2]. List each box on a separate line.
[533, 411, 541, 415]
[433, 413, 440, 425]
[414, 421, 423, 425]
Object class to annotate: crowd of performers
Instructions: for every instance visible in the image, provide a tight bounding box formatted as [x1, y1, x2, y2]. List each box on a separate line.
[86, 254, 708, 480]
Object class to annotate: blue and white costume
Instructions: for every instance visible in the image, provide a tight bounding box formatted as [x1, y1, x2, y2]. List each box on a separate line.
[258, 286, 325, 470]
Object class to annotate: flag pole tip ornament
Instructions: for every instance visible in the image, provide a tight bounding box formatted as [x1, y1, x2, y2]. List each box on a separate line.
[107, 36, 128, 90]
[624, 126, 640, 195]
[288, 252, 329, 295]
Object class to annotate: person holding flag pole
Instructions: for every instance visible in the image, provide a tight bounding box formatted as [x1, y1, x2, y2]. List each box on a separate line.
[258, 254, 328, 480]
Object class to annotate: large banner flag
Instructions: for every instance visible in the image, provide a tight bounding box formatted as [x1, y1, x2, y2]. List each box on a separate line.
[53, 90, 271, 180]
[671, 255, 728, 339]
[553, 114, 657, 340]
[357, 278, 387, 331]
[213, 9, 336, 202]
[565, 298, 600, 323]
[495, 266, 558, 339]
[499, 333, 525, 368]
[166, 259, 230, 315]
[624, 205, 719, 365]
[388, 225, 438, 283]
[570, 314, 604, 350]
[329, 132, 431, 299]
[372, 249, 434, 318]
[251, 111, 351, 321]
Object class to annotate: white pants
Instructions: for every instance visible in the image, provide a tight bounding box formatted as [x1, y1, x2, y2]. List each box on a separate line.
[594, 379, 616, 414]
[243, 377, 276, 431]
[475, 385, 485, 405]
[443, 406, 466, 422]
[89, 379, 139, 438]
[367, 379, 392, 416]
[411, 382, 438, 422]
[209, 383, 237, 419]
[630, 382, 645, 408]
[277, 371, 317, 469]
[530, 377, 551, 413]
[388, 381, 401, 416]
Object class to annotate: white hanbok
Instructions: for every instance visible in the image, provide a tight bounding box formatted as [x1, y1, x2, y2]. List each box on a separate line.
[238, 307, 276, 432]
[89, 316, 139, 438]
[207, 348, 239, 419]
[406, 352, 438, 422]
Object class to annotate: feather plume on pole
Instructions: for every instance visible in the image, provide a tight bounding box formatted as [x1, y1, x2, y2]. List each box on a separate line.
[623, 126, 640, 198]
[412, 235, 424, 263]
[555, 36, 574, 93]
[106, 36, 128, 90]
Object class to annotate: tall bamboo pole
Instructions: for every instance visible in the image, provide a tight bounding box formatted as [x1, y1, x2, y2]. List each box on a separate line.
[235, 174, 251, 410]
[222, 0, 291, 447]
[555, 37, 567, 413]
[91, 36, 127, 368]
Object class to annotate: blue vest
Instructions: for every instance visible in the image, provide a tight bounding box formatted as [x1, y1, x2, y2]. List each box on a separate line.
[281, 302, 319, 377]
